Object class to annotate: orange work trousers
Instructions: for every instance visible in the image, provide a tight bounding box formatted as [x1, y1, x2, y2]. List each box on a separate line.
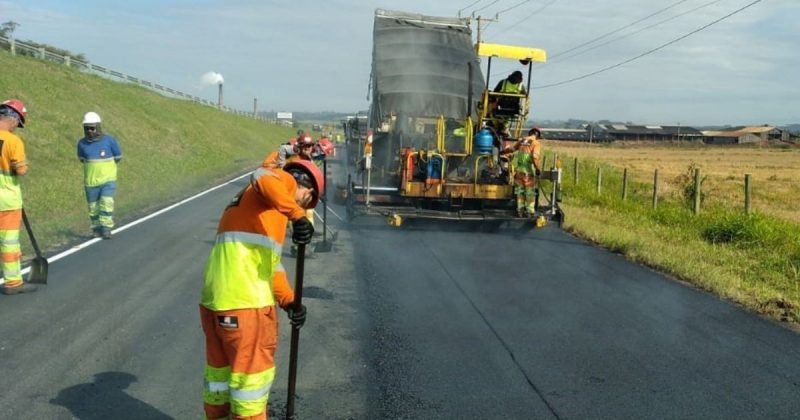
[200, 305, 279, 420]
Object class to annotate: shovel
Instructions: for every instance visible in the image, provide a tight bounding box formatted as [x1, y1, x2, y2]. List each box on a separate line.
[21, 208, 48, 284]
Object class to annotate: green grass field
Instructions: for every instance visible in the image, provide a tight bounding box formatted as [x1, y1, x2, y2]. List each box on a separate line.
[1, 51, 296, 250]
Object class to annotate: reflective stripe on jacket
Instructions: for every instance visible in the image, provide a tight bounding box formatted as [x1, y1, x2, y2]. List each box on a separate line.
[201, 166, 306, 311]
[0, 130, 27, 210]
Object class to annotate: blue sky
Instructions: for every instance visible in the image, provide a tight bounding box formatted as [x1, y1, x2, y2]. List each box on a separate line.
[2, 0, 798, 125]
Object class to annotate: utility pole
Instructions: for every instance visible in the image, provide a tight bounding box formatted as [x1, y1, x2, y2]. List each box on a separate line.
[474, 15, 497, 46]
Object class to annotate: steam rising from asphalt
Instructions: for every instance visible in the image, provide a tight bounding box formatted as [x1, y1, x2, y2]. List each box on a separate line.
[201, 71, 224, 85]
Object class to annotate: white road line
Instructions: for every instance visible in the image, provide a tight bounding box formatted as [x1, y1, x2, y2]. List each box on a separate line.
[1, 171, 252, 285]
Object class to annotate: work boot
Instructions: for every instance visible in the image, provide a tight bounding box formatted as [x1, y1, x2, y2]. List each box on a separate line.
[102, 229, 112, 240]
[92, 228, 103, 238]
[1, 283, 38, 295]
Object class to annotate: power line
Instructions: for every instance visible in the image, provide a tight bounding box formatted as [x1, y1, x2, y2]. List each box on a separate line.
[491, 0, 559, 36]
[534, 0, 763, 89]
[550, 0, 693, 59]
[495, 0, 534, 16]
[458, 0, 484, 17]
[548, 0, 726, 66]
[472, 0, 502, 15]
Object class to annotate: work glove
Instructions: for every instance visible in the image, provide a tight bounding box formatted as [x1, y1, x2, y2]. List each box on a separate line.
[287, 304, 307, 329]
[292, 217, 314, 245]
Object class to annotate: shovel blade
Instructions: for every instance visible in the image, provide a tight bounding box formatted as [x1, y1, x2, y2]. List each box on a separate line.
[27, 257, 48, 284]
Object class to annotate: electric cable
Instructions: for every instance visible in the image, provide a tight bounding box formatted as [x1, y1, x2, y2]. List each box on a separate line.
[534, 0, 763, 89]
[496, 0, 534, 16]
[458, 0, 484, 17]
[491, 0, 559, 36]
[547, 0, 726, 66]
[550, 0, 693, 59]
[472, 0, 502, 15]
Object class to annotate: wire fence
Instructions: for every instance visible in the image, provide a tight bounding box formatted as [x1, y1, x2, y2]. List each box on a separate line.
[0, 35, 270, 121]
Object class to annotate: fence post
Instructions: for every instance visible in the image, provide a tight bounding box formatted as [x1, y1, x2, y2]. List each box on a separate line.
[573, 157, 579, 185]
[542, 155, 548, 172]
[38, 47, 46, 59]
[744, 173, 752, 214]
[652, 169, 659, 209]
[622, 168, 628, 200]
[693, 168, 701, 215]
[596, 167, 602, 194]
[9, 38, 15, 56]
[64, 55, 70, 67]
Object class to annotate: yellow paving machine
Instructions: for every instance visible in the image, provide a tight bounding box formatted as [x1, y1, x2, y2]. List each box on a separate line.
[346, 9, 564, 226]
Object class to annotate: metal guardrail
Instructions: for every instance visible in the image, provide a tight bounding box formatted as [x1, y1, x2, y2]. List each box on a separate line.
[0, 35, 270, 121]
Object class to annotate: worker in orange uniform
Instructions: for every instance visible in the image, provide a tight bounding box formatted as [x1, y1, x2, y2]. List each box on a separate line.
[503, 127, 542, 218]
[0, 99, 37, 295]
[200, 159, 323, 419]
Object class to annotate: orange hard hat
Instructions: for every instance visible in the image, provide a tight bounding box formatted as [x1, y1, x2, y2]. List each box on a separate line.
[284, 160, 324, 208]
[0, 99, 27, 128]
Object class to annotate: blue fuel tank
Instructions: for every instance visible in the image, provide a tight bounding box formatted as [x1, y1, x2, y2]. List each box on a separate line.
[474, 129, 494, 154]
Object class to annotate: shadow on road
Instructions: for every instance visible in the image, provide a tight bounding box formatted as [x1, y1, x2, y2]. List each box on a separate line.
[50, 371, 172, 420]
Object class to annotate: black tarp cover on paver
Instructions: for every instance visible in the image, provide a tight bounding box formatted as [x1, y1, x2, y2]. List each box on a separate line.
[370, 9, 485, 123]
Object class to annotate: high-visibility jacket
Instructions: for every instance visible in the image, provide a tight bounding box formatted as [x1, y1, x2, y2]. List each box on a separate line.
[201, 166, 305, 311]
[0, 130, 28, 210]
[77, 134, 122, 187]
[511, 137, 541, 176]
[497, 79, 525, 94]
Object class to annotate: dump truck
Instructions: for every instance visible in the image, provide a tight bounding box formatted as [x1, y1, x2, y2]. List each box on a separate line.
[345, 9, 564, 226]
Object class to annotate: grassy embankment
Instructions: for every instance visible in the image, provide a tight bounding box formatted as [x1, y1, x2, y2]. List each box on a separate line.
[0, 51, 296, 252]
[541, 140, 800, 325]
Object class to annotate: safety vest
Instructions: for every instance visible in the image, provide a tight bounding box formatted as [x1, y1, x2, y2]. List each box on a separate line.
[511, 139, 541, 175]
[0, 130, 27, 210]
[77, 134, 122, 187]
[499, 80, 523, 94]
[201, 167, 304, 311]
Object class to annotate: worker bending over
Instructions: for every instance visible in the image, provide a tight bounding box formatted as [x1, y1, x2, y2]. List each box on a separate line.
[199, 159, 323, 419]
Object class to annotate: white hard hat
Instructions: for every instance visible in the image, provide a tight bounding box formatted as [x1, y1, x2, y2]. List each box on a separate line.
[82, 112, 102, 125]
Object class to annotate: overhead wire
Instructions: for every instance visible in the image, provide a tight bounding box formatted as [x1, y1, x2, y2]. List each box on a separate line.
[471, 0, 503, 15]
[495, 0, 534, 16]
[533, 0, 764, 89]
[458, 0, 484, 17]
[491, 0, 559, 36]
[550, 0, 693, 59]
[547, 0, 727, 66]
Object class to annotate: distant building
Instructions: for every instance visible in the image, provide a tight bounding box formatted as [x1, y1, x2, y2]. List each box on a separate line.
[702, 126, 789, 144]
[537, 124, 701, 142]
[539, 127, 612, 142]
[600, 124, 703, 142]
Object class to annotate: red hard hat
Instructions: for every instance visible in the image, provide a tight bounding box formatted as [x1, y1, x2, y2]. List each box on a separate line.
[1, 99, 27, 128]
[284, 160, 324, 208]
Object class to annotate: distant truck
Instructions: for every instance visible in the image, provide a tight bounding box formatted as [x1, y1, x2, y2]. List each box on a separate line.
[311, 124, 323, 132]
